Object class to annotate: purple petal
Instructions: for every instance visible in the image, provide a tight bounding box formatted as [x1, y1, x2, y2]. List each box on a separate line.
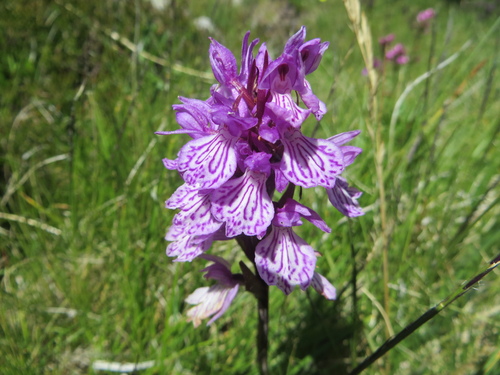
[299, 39, 329, 75]
[311, 272, 336, 299]
[166, 234, 212, 262]
[340, 146, 363, 166]
[244, 152, 272, 175]
[273, 167, 289, 193]
[280, 127, 344, 188]
[259, 54, 304, 94]
[328, 130, 361, 146]
[239, 32, 260, 82]
[167, 193, 223, 238]
[283, 26, 306, 55]
[172, 97, 215, 137]
[326, 177, 364, 217]
[185, 283, 239, 327]
[267, 93, 311, 128]
[200, 257, 236, 286]
[163, 158, 178, 170]
[165, 183, 198, 209]
[211, 169, 274, 238]
[206, 284, 239, 326]
[209, 38, 238, 86]
[177, 127, 238, 189]
[275, 198, 331, 233]
[255, 226, 316, 294]
[298, 80, 326, 120]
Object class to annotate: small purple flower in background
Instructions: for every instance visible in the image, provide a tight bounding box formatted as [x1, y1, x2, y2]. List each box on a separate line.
[386, 43, 409, 65]
[417, 8, 436, 24]
[158, 27, 364, 326]
[378, 33, 395, 46]
[362, 58, 382, 76]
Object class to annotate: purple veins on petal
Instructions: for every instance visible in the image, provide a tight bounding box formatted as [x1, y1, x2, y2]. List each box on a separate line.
[311, 272, 336, 300]
[209, 37, 238, 86]
[280, 126, 344, 188]
[167, 192, 223, 238]
[328, 130, 361, 146]
[274, 198, 331, 233]
[165, 183, 199, 209]
[255, 226, 316, 294]
[211, 169, 274, 239]
[177, 127, 238, 190]
[326, 177, 364, 217]
[267, 93, 311, 129]
[340, 145, 363, 167]
[166, 234, 213, 262]
[186, 255, 241, 327]
[186, 283, 239, 327]
[172, 97, 215, 137]
[163, 158, 178, 170]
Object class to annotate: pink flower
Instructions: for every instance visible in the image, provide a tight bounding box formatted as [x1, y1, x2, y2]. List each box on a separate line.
[386, 43, 409, 65]
[396, 55, 409, 65]
[379, 34, 395, 46]
[417, 8, 436, 23]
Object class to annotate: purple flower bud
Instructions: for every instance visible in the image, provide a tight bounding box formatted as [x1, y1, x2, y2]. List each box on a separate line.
[185, 255, 241, 327]
[396, 54, 409, 65]
[378, 34, 395, 46]
[311, 272, 336, 300]
[417, 8, 436, 23]
[386, 43, 406, 60]
[299, 39, 329, 75]
[209, 37, 238, 86]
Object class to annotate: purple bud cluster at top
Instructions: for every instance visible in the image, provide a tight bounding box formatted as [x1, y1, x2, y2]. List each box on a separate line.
[158, 27, 363, 326]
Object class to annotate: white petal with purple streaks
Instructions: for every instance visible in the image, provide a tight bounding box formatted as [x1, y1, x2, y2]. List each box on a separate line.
[311, 272, 337, 300]
[326, 177, 364, 217]
[211, 169, 274, 238]
[166, 235, 212, 262]
[280, 127, 344, 188]
[255, 226, 316, 294]
[177, 128, 237, 189]
[167, 193, 222, 238]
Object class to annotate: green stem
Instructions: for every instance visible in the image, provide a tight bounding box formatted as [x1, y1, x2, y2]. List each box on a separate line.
[349, 255, 500, 375]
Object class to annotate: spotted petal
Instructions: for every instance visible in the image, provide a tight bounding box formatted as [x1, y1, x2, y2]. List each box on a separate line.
[255, 226, 316, 294]
[177, 127, 237, 189]
[326, 177, 364, 217]
[280, 127, 344, 188]
[166, 234, 212, 262]
[167, 193, 222, 239]
[211, 169, 274, 238]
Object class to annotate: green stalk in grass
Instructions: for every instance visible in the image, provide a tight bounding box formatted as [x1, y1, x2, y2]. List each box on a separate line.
[349, 253, 500, 375]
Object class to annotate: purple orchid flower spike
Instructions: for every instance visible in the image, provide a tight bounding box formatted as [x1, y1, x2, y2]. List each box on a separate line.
[186, 255, 242, 327]
[158, 27, 364, 329]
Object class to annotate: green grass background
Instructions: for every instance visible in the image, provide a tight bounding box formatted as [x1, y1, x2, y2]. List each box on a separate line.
[1, 0, 499, 374]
